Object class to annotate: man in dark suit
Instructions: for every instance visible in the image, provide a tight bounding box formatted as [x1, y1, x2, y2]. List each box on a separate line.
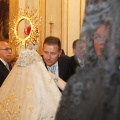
[0, 41, 12, 86]
[42, 36, 74, 82]
[71, 39, 87, 73]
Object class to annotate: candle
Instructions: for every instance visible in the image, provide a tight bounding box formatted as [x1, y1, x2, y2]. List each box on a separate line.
[50, 16, 53, 22]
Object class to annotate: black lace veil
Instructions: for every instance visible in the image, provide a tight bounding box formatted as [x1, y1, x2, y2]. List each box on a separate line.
[55, 0, 120, 120]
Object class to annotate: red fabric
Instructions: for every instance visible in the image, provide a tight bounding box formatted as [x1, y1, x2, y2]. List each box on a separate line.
[24, 25, 31, 35]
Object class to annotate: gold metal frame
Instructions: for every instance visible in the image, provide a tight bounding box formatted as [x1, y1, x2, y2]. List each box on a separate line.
[10, 7, 39, 48]
[14, 16, 32, 44]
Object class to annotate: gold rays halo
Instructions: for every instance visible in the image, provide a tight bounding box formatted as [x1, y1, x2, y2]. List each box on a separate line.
[9, 6, 40, 49]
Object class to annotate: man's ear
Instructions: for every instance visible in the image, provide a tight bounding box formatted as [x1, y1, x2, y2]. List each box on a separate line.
[73, 48, 76, 54]
[59, 49, 62, 57]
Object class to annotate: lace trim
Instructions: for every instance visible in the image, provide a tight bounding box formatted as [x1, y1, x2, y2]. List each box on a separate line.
[17, 49, 43, 67]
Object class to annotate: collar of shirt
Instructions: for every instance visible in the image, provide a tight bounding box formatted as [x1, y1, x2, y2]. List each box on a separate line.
[77, 58, 84, 67]
[0, 58, 7, 66]
[77, 58, 82, 64]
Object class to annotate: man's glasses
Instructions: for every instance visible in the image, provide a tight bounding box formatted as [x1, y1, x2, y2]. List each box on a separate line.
[0, 48, 12, 51]
[77, 46, 86, 50]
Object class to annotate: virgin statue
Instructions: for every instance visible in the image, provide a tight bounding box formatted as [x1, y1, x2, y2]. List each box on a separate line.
[0, 47, 62, 120]
[0, 15, 63, 119]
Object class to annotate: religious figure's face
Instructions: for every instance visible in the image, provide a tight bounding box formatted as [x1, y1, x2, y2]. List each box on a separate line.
[43, 44, 62, 66]
[94, 25, 108, 56]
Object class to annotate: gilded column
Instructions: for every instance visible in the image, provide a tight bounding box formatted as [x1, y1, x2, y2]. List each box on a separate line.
[9, 0, 18, 54]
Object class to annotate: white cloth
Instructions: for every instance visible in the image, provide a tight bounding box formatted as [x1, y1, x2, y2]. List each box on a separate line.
[0, 49, 61, 120]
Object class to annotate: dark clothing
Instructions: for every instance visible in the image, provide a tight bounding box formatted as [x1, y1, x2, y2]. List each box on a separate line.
[0, 60, 10, 87]
[70, 55, 93, 73]
[56, 0, 120, 119]
[70, 55, 81, 73]
[58, 54, 74, 82]
[42, 54, 74, 82]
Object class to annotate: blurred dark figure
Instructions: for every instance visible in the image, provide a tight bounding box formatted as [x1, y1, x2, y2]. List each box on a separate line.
[0, 41, 12, 86]
[55, 0, 120, 120]
[71, 39, 87, 73]
[94, 24, 109, 56]
[84, 22, 110, 69]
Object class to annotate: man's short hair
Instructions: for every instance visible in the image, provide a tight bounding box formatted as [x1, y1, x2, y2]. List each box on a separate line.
[72, 39, 86, 49]
[43, 36, 61, 50]
[72, 39, 79, 49]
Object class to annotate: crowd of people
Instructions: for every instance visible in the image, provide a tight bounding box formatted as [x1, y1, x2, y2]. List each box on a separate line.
[0, 30, 109, 119]
[0, 23, 116, 119]
[0, 35, 88, 89]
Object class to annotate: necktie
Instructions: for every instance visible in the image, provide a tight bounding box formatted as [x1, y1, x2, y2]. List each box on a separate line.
[49, 65, 56, 74]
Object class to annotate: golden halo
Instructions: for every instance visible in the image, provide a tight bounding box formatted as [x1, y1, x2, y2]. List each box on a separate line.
[10, 7, 40, 48]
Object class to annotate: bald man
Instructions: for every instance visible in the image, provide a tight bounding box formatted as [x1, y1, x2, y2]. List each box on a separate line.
[0, 41, 12, 86]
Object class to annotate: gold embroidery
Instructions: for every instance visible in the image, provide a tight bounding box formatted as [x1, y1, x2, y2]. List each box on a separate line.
[49, 78, 53, 83]
[29, 106, 34, 113]
[17, 49, 43, 67]
[16, 71, 21, 76]
[40, 116, 47, 120]
[39, 114, 54, 120]
[0, 92, 21, 120]
[26, 87, 33, 93]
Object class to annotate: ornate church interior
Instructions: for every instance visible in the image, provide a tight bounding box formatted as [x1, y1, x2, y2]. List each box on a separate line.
[0, 0, 120, 120]
[7, 0, 86, 56]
